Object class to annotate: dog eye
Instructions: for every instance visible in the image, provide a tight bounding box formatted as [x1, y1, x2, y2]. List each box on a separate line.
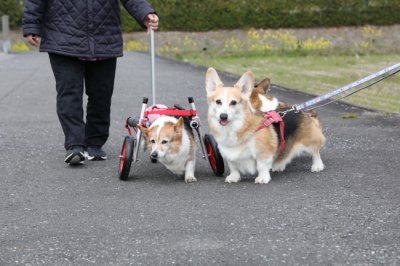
[161, 140, 168, 144]
[216, 99, 222, 105]
[230, 100, 237, 106]
[151, 139, 156, 144]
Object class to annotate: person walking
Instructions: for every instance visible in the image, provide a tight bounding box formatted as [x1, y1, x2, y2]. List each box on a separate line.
[22, 0, 159, 165]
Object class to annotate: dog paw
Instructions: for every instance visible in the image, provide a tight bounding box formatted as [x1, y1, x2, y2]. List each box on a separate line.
[225, 174, 240, 183]
[185, 176, 197, 183]
[255, 176, 271, 184]
[311, 162, 325, 172]
[272, 165, 285, 172]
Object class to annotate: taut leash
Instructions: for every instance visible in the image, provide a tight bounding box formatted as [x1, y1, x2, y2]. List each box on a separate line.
[279, 63, 400, 115]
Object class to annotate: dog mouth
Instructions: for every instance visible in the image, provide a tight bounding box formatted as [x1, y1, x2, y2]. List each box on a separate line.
[219, 113, 229, 126]
[219, 119, 229, 126]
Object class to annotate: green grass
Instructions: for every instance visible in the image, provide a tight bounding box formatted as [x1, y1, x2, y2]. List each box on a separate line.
[10, 27, 399, 112]
[179, 52, 400, 113]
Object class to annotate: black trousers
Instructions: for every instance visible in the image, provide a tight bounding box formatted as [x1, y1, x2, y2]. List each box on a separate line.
[49, 53, 117, 150]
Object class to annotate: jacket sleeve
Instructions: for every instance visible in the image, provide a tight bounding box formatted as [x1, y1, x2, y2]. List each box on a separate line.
[121, 0, 155, 29]
[22, 0, 47, 37]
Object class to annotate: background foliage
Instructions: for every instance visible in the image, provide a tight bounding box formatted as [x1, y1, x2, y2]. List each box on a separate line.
[0, 0, 23, 29]
[123, 0, 400, 32]
[1, 0, 400, 31]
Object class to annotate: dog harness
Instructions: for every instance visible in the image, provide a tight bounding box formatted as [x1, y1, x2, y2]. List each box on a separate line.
[143, 108, 197, 118]
[256, 111, 285, 154]
[124, 105, 198, 136]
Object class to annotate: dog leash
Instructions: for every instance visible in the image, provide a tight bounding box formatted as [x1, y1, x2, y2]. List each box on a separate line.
[279, 63, 400, 115]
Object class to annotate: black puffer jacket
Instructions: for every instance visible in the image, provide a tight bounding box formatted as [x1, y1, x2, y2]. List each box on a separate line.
[22, 0, 155, 57]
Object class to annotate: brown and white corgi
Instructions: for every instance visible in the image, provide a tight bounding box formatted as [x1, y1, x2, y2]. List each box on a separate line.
[205, 68, 325, 184]
[250, 78, 287, 112]
[139, 116, 197, 183]
[249, 77, 326, 173]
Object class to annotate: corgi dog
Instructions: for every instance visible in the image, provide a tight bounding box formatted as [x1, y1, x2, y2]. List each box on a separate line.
[250, 78, 287, 112]
[249, 77, 326, 173]
[139, 116, 197, 183]
[205, 68, 325, 184]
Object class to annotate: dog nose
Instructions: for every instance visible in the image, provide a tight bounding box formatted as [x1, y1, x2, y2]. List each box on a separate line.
[151, 151, 158, 159]
[220, 113, 228, 121]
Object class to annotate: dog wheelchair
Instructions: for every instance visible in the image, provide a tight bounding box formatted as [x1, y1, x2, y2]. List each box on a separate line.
[118, 29, 224, 180]
[118, 96, 225, 180]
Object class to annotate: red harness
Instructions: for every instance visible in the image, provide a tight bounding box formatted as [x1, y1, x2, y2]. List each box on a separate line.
[256, 111, 285, 154]
[143, 108, 197, 118]
[125, 107, 197, 136]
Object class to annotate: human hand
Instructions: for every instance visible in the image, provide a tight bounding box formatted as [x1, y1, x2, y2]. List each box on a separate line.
[26, 34, 41, 47]
[144, 13, 159, 31]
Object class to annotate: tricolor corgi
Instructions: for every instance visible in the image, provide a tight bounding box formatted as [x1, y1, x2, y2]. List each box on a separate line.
[139, 116, 197, 183]
[250, 78, 287, 112]
[249, 77, 326, 173]
[205, 68, 325, 184]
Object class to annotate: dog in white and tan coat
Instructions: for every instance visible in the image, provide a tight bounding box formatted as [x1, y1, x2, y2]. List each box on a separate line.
[140, 116, 197, 183]
[205, 68, 325, 184]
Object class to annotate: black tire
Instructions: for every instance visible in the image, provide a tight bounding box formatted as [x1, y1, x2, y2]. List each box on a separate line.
[118, 136, 135, 180]
[203, 134, 224, 176]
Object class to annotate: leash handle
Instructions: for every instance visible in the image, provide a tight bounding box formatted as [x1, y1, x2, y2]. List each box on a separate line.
[293, 63, 400, 112]
[150, 28, 156, 105]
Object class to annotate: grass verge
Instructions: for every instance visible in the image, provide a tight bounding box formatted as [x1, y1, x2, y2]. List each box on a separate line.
[180, 52, 400, 113]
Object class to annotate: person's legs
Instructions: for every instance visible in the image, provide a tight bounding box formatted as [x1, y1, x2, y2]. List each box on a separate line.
[49, 53, 86, 164]
[84, 58, 117, 159]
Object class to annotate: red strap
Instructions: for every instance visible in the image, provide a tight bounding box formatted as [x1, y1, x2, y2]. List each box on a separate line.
[256, 111, 285, 154]
[256, 111, 282, 131]
[144, 109, 197, 118]
[125, 119, 132, 136]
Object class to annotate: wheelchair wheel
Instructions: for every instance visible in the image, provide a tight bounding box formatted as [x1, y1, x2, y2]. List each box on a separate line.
[203, 134, 224, 176]
[118, 136, 135, 180]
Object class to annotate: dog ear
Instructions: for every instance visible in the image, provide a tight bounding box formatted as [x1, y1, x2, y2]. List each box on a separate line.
[255, 78, 271, 93]
[205, 68, 223, 96]
[175, 117, 184, 133]
[139, 125, 149, 137]
[235, 71, 254, 99]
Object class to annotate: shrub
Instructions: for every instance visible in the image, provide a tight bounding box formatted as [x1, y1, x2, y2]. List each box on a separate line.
[8, 1, 400, 32]
[122, 0, 400, 32]
[0, 0, 23, 29]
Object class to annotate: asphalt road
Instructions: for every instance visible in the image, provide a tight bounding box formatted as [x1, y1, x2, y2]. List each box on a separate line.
[0, 52, 399, 265]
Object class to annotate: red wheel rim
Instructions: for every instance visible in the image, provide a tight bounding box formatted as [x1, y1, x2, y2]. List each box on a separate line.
[119, 141, 127, 173]
[205, 140, 217, 171]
